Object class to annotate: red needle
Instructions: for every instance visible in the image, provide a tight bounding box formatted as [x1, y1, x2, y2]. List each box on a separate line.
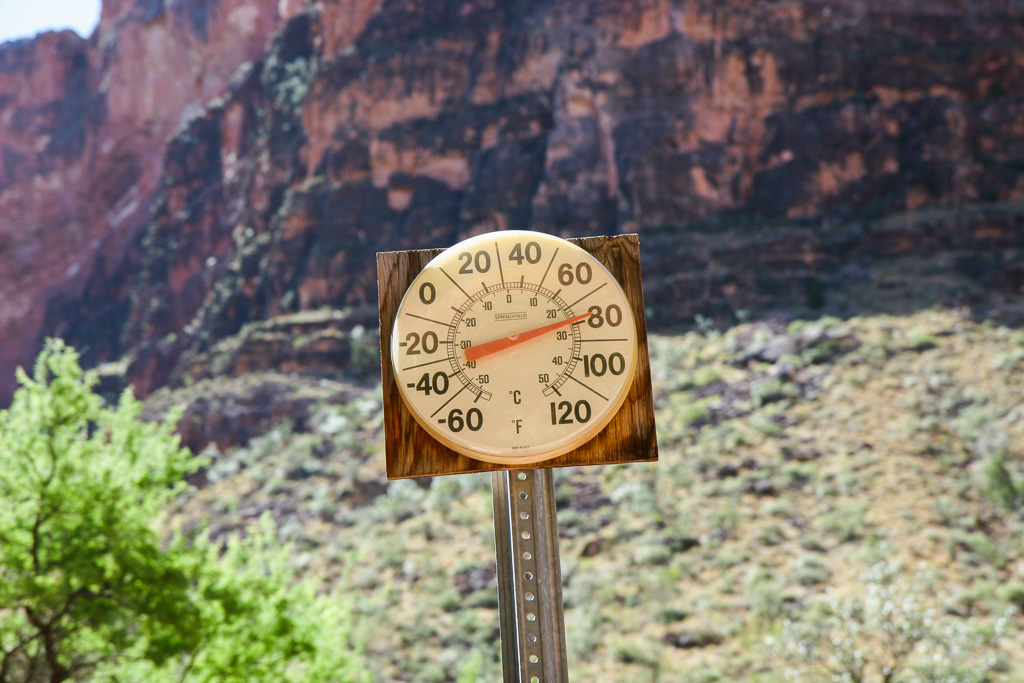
[464, 312, 593, 362]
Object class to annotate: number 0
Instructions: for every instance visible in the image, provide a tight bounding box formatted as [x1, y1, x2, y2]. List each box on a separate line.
[419, 282, 436, 304]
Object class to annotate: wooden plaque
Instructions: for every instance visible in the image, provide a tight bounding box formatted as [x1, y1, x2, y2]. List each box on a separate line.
[377, 234, 657, 479]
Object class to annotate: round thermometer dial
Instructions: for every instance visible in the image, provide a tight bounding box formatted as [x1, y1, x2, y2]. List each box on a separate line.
[391, 230, 638, 465]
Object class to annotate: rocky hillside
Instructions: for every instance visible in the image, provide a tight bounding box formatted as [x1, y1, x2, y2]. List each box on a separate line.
[2, 0, 1023, 402]
[160, 307, 1024, 681]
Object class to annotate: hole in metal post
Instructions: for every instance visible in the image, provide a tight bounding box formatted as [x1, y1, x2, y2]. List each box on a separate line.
[518, 472, 527, 480]
[520, 492, 528, 499]
[521, 531, 531, 540]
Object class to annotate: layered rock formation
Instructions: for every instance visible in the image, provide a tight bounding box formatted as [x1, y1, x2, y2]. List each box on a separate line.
[2, 0, 1023, 402]
[0, 0, 283, 399]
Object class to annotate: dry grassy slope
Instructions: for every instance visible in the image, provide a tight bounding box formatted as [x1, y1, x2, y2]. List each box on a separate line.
[163, 307, 1024, 682]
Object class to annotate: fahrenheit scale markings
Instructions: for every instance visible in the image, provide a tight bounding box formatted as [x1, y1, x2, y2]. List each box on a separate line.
[391, 231, 638, 465]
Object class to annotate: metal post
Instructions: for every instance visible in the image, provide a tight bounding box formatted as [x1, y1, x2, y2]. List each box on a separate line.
[491, 468, 569, 683]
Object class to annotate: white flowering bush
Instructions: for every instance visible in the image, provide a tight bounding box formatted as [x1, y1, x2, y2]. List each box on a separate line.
[765, 560, 1012, 682]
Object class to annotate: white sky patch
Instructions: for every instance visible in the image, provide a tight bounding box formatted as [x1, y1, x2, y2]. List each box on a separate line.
[0, 0, 102, 44]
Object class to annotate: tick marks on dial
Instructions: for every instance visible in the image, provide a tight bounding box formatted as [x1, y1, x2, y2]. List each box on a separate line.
[430, 384, 468, 418]
[439, 267, 471, 298]
[494, 242, 505, 284]
[567, 374, 609, 401]
[402, 358, 449, 371]
[406, 312, 455, 328]
[538, 247, 559, 288]
[567, 282, 608, 309]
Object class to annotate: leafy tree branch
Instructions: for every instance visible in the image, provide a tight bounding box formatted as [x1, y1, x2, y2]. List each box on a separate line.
[0, 340, 367, 683]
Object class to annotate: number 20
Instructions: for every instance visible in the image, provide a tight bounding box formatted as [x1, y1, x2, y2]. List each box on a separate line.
[406, 331, 439, 354]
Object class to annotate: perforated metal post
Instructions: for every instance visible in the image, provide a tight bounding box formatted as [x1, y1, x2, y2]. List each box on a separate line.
[492, 469, 569, 683]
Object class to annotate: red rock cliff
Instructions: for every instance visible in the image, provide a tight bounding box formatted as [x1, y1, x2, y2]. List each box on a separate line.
[2, 0, 1023, 400]
[0, 0, 284, 399]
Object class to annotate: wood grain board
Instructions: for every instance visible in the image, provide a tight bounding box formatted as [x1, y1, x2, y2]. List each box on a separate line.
[377, 233, 658, 479]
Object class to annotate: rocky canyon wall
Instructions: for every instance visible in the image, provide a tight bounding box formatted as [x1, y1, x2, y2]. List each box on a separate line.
[0, 0, 284, 399]
[2, 0, 1023, 401]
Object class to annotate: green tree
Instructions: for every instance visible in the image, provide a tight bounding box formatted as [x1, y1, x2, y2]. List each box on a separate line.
[0, 340, 366, 682]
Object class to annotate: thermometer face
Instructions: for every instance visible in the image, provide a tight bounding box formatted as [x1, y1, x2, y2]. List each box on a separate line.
[390, 230, 638, 465]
